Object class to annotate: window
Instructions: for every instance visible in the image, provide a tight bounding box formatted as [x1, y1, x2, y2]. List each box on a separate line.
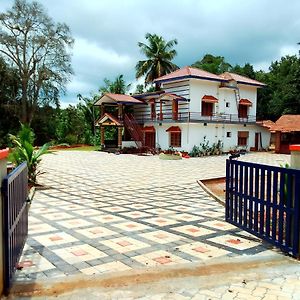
[202, 102, 213, 116]
[170, 132, 181, 147]
[150, 101, 156, 119]
[238, 131, 249, 146]
[226, 102, 230, 108]
[227, 132, 231, 138]
[238, 105, 248, 118]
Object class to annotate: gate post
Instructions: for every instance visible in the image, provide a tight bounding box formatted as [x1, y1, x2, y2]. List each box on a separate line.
[290, 145, 300, 169]
[290, 145, 300, 257]
[0, 149, 9, 296]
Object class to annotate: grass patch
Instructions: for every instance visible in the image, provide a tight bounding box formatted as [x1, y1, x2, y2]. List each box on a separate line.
[58, 145, 99, 151]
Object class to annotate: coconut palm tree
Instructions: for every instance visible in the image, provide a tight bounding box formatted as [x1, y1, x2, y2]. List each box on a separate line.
[99, 75, 130, 95]
[135, 33, 179, 85]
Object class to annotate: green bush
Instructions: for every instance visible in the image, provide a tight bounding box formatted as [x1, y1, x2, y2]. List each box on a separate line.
[9, 124, 50, 185]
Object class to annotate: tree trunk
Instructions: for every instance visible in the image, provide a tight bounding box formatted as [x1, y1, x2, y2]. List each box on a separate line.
[21, 82, 28, 124]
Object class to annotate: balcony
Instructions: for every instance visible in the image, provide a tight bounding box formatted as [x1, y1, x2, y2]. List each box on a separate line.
[134, 112, 256, 124]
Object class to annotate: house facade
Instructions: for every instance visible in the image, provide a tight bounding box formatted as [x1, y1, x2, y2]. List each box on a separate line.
[94, 66, 271, 152]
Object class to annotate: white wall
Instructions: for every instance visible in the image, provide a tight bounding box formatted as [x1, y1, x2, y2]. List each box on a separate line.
[238, 84, 257, 118]
[145, 122, 271, 152]
[189, 79, 219, 113]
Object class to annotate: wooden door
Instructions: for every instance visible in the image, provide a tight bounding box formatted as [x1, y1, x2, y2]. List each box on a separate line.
[144, 132, 155, 148]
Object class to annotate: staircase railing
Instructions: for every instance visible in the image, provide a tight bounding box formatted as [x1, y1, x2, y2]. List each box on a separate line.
[123, 113, 144, 148]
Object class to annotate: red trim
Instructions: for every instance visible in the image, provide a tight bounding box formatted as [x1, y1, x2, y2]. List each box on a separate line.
[166, 126, 181, 133]
[143, 126, 155, 132]
[239, 98, 252, 106]
[0, 148, 9, 160]
[289, 144, 300, 151]
[202, 95, 218, 103]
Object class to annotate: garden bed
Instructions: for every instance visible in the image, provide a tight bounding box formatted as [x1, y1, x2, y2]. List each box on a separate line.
[198, 177, 226, 205]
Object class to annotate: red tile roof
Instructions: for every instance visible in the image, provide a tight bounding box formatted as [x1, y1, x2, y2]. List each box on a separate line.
[154, 66, 225, 83]
[270, 115, 300, 132]
[202, 95, 218, 103]
[239, 98, 252, 106]
[220, 72, 265, 87]
[94, 93, 145, 105]
[256, 120, 275, 129]
[166, 126, 181, 132]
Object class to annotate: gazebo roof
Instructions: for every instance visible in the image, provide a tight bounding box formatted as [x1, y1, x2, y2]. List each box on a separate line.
[94, 93, 146, 105]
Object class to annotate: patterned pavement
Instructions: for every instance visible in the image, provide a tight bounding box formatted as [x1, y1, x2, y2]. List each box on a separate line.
[15, 151, 289, 282]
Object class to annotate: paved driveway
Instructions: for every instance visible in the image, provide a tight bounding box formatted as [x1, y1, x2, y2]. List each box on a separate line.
[16, 151, 289, 282]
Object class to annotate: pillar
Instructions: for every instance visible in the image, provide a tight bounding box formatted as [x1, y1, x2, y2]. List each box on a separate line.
[118, 127, 123, 148]
[290, 145, 300, 169]
[275, 131, 281, 153]
[118, 104, 123, 120]
[100, 126, 105, 148]
[0, 148, 9, 296]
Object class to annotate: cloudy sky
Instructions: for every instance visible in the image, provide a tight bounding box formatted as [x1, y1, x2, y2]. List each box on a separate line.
[1, 0, 300, 106]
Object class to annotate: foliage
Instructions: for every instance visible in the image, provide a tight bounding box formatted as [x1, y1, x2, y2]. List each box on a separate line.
[265, 55, 300, 119]
[0, 56, 20, 147]
[99, 74, 130, 95]
[136, 33, 179, 84]
[230, 63, 256, 79]
[9, 124, 50, 184]
[189, 137, 223, 157]
[0, 0, 74, 124]
[192, 54, 232, 74]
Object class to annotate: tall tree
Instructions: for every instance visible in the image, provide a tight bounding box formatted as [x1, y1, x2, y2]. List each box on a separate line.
[99, 74, 129, 95]
[0, 0, 74, 124]
[266, 55, 300, 118]
[192, 54, 232, 74]
[0, 56, 20, 146]
[230, 63, 256, 79]
[136, 33, 179, 84]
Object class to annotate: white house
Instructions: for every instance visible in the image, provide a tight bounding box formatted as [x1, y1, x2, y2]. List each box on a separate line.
[94, 66, 271, 152]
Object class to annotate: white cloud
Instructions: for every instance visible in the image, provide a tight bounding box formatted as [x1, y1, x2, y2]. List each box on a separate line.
[1, 0, 300, 106]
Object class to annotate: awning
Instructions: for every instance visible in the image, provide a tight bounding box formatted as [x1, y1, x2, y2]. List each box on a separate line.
[239, 98, 252, 106]
[202, 95, 218, 103]
[166, 126, 181, 133]
[143, 126, 155, 132]
[238, 131, 249, 138]
[158, 93, 188, 102]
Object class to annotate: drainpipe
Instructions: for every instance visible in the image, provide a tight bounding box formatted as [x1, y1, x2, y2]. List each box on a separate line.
[0, 148, 9, 296]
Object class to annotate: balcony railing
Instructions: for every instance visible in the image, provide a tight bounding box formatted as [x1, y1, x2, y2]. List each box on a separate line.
[134, 112, 256, 124]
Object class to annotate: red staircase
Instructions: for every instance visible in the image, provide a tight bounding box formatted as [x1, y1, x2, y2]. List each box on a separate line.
[123, 113, 144, 148]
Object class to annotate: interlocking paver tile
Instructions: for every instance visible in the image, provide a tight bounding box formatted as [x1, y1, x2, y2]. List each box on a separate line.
[101, 237, 150, 253]
[15, 151, 290, 282]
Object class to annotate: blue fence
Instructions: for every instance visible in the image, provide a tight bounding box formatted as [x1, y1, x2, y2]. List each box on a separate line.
[226, 159, 300, 258]
[2, 162, 28, 295]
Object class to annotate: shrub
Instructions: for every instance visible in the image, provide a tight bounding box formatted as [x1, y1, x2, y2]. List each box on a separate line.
[9, 124, 50, 185]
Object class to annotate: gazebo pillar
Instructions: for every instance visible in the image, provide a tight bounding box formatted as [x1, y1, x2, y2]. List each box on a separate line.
[118, 104, 123, 120]
[117, 127, 123, 148]
[100, 126, 105, 148]
[101, 104, 105, 116]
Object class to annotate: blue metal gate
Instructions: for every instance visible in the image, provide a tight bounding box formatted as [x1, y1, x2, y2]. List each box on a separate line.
[2, 162, 28, 294]
[226, 159, 300, 257]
